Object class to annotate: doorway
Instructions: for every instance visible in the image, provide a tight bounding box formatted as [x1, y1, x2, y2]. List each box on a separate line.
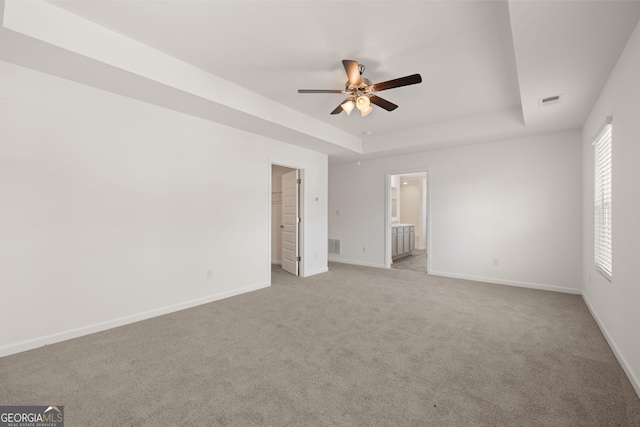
[386, 171, 429, 273]
[271, 164, 302, 276]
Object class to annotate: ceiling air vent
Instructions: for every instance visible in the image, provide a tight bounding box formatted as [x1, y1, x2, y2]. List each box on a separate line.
[538, 94, 563, 107]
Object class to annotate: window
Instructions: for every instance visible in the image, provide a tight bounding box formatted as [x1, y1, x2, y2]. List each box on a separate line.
[594, 116, 612, 280]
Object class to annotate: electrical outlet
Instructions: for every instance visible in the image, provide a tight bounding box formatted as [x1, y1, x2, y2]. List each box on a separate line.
[515, 259, 521, 268]
[362, 246, 367, 253]
[206, 270, 213, 280]
[492, 258, 499, 266]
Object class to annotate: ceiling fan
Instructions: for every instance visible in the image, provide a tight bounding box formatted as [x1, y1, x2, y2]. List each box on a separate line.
[298, 59, 422, 117]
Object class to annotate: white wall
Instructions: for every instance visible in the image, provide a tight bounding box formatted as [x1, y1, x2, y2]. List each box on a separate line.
[0, 60, 328, 356]
[420, 178, 427, 250]
[390, 174, 400, 222]
[581, 20, 640, 396]
[329, 130, 582, 293]
[399, 181, 420, 228]
[398, 177, 427, 249]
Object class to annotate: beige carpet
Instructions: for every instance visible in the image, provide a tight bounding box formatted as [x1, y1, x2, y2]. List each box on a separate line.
[392, 249, 427, 272]
[1, 262, 639, 426]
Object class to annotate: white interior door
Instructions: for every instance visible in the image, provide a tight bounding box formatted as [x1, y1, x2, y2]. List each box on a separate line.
[281, 170, 299, 276]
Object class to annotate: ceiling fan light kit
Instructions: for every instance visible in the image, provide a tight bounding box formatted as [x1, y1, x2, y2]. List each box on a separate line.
[341, 99, 355, 115]
[356, 94, 370, 111]
[298, 59, 422, 117]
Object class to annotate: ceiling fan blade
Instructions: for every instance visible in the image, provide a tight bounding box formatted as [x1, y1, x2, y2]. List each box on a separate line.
[369, 95, 398, 111]
[342, 60, 362, 86]
[298, 89, 348, 94]
[371, 74, 422, 92]
[330, 98, 352, 115]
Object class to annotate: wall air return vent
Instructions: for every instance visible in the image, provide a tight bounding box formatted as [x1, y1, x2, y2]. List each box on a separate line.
[538, 94, 563, 107]
[328, 239, 341, 255]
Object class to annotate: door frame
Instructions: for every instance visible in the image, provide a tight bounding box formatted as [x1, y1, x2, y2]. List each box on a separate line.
[384, 168, 431, 272]
[269, 162, 305, 278]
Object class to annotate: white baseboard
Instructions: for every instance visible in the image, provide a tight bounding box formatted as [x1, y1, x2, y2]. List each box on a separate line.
[328, 257, 386, 269]
[303, 267, 329, 277]
[0, 281, 270, 359]
[271, 260, 282, 265]
[429, 270, 582, 295]
[582, 294, 640, 398]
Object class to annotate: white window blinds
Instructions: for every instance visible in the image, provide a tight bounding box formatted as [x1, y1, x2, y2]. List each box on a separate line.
[594, 117, 612, 280]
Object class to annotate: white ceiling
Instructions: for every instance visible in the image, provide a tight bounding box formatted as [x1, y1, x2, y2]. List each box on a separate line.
[2, 1, 640, 162]
[45, 1, 521, 134]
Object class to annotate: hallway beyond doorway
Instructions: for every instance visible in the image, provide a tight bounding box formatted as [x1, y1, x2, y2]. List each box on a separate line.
[391, 249, 427, 272]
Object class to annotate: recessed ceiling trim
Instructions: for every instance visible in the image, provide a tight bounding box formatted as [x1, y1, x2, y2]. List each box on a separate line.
[1, 0, 362, 155]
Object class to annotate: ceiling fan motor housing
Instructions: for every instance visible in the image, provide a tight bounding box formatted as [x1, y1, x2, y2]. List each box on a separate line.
[345, 77, 373, 96]
[297, 59, 422, 115]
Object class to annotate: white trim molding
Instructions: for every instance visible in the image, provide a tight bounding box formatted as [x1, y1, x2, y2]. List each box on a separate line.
[429, 270, 582, 295]
[328, 257, 386, 269]
[0, 282, 270, 358]
[582, 294, 640, 398]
